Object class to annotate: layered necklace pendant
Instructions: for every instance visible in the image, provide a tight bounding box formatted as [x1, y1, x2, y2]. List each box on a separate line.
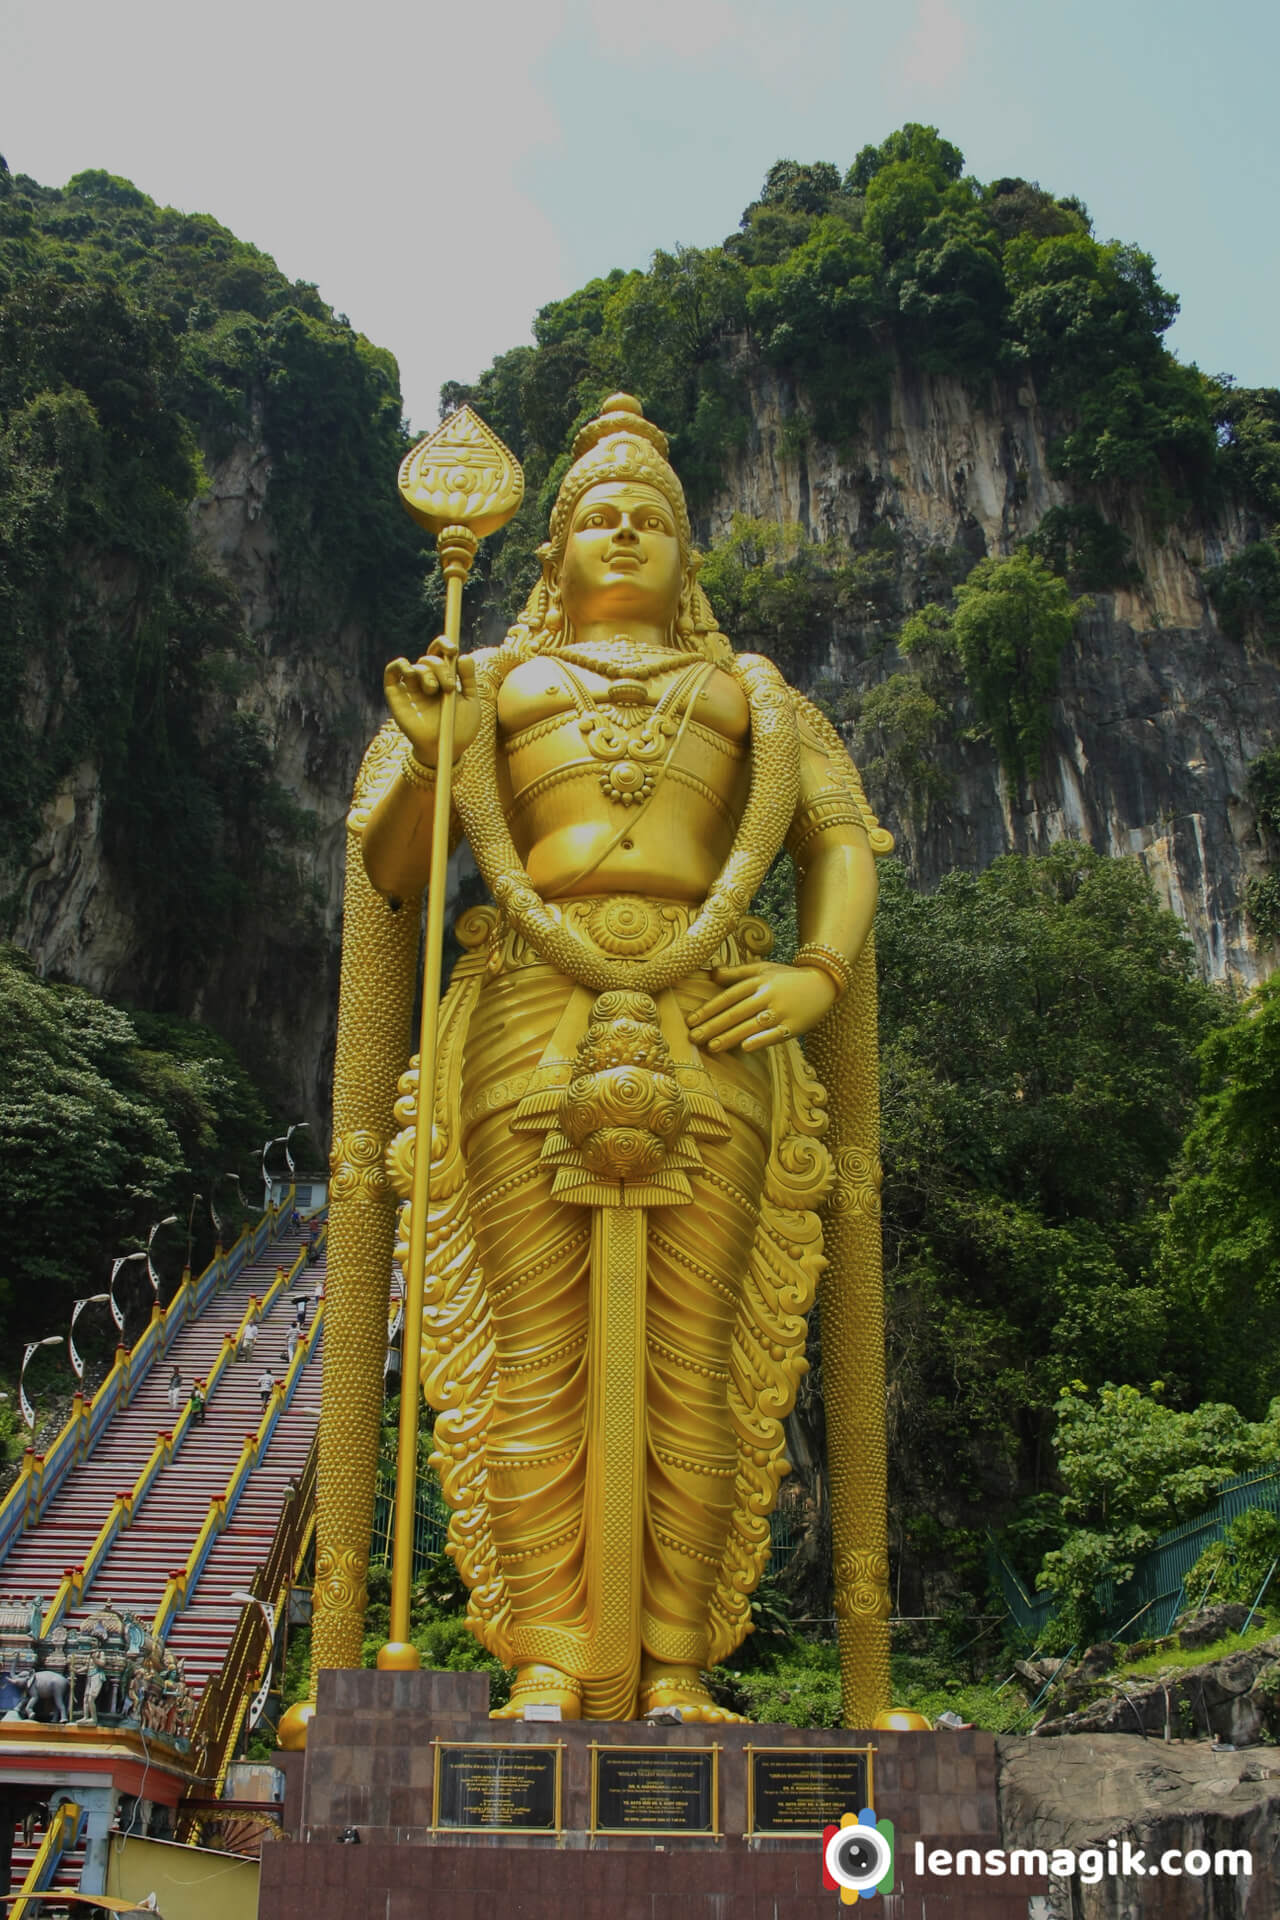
[558, 655, 705, 808]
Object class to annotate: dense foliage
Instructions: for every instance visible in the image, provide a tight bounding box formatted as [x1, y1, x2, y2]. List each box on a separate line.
[1244, 749, 1280, 939]
[1159, 976, 1280, 1417]
[865, 848, 1227, 1608]
[1184, 1507, 1280, 1613]
[899, 551, 1089, 779]
[1035, 1383, 1278, 1647]
[0, 943, 271, 1346]
[0, 154, 431, 950]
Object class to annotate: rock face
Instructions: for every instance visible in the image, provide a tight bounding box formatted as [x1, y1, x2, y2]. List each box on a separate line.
[10, 353, 1279, 1127]
[1035, 1633, 1280, 1750]
[998, 1733, 1280, 1918]
[10, 434, 389, 1130]
[706, 356, 1280, 987]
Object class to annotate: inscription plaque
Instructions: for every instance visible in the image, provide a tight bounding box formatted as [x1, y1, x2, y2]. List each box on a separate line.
[433, 1741, 561, 1832]
[747, 1746, 872, 1836]
[591, 1745, 718, 1835]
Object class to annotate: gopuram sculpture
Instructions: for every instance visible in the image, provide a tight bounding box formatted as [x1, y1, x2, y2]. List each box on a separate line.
[309, 394, 894, 1727]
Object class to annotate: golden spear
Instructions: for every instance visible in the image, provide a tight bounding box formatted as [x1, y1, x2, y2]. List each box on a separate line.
[378, 407, 523, 1667]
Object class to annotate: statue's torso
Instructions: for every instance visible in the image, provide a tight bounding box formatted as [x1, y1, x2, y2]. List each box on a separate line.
[497, 653, 750, 902]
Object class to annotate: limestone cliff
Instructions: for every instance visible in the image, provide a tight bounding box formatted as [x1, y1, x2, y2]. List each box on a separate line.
[705, 355, 1280, 986]
[9, 430, 388, 1135]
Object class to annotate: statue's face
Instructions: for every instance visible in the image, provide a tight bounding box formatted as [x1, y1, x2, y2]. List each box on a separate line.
[558, 481, 683, 631]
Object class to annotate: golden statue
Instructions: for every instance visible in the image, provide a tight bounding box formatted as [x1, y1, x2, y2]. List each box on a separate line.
[309, 394, 894, 1729]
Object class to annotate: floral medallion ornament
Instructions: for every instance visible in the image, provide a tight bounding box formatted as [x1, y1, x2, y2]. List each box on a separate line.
[577, 706, 677, 805]
[585, 897, 663, 956]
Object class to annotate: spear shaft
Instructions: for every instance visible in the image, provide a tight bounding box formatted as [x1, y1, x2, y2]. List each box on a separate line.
[384, 532, 474, 1657]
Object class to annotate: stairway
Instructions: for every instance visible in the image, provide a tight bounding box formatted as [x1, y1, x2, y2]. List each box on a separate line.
[166, 1312, 322, 1693]
[8, 1828, 87, 1901]
[1, 1228, 328, 1908]
[1, 1234, 319, 1632]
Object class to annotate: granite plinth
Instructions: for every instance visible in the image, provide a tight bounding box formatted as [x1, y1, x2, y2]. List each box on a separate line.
[257, 1670, 1045, 1920]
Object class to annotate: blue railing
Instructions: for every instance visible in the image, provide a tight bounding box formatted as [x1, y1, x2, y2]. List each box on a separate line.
[0, 1193, 298, 1568]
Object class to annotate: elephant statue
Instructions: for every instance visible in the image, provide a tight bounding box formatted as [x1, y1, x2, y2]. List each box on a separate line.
[21, 1669, 70, 1723]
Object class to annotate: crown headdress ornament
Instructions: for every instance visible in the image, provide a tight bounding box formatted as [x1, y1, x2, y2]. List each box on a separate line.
[507, 392, 728, 661]
[547, 393, 693, 565]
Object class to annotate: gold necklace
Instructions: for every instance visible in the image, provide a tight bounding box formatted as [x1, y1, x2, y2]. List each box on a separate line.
[558, 660, 707, 807]
[553, 637, 698, 681]
[451, 648, 801, 996]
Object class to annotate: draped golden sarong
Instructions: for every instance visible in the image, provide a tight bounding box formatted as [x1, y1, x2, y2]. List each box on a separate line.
[387, 904, 834, 1718]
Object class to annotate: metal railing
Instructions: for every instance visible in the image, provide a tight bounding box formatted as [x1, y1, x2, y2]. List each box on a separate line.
[177, 1432, 318, 1831]
[152, 1294, 324, 1643]
[994, 1464, 1280, 1643]
[0, 1191, 298, 1569]
[371, 1450, 450, 1572]
[36, 1223, 317, 1637]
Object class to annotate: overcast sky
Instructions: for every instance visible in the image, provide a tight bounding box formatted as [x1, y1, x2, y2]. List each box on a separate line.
[3, 0, 1276, 432]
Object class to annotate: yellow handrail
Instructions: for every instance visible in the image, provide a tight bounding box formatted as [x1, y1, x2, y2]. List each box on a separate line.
[41, 1289, 279, 1633]
[0, 1203, 302, 1556]
[178, 1433, 318, 1826]
[152, 1302, 324, 1641]
[11, 1800, 81, 1920]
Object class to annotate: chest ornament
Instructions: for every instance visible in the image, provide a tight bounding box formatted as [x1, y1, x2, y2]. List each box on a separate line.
[559, 659, 707, 808]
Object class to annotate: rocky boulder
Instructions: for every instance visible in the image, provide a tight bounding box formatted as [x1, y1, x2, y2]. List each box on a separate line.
[998, 1734, 1280, 1918]
[1034, 1633, 1280, 1749]
[1176, 1604, 1253, 1650]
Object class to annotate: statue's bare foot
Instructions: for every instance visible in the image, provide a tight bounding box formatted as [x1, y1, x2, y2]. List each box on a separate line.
[638, 1663, 749, 1724]
[491, 1664, 582, 1720]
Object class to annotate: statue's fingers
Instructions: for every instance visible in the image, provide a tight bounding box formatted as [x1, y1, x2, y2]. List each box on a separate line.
[688, 982, 761, 1037]
[741, 1022, 790, 1053]
[691, 996, 772, 1046]
[703, 1010, 770, 1054]
[405, 660, 447, 700]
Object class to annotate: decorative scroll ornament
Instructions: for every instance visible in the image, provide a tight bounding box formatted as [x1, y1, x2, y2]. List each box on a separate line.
[398, 404, 525, 540]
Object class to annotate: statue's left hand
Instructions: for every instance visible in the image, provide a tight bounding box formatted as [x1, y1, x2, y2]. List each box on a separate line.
[686, 963, 838, 1054]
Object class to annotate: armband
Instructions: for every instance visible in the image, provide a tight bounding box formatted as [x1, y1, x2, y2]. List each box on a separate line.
[784, 790, 866, 865]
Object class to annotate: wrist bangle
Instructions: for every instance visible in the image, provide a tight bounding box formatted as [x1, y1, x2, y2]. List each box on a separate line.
[399, 749, 437, 790]
[794, 942, 854, 998]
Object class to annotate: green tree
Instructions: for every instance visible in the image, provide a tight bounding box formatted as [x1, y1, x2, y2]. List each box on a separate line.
[1160, 977, 1280, 1416]
[0, 947, 270, 1343]
[871, 849, 1224, 1598]
[1204, 538, 1280, 643]
[1036, 1383, 1267, 1646]
[901, 551, 1088, 779]
[1213, 384, 1280, 519]
[1183, 1504, 1280, 1611]
[846, 124, 965, 193]
[853, 672, 948, 802]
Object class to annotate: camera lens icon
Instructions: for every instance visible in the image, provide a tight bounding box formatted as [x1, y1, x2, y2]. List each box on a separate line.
[823, 1810, 895, 1899]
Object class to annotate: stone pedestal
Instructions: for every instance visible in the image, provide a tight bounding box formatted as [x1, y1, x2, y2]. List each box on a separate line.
[260, 1671, 1046, 1919]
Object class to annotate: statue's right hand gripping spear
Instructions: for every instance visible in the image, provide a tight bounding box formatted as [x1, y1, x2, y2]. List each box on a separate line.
[378, 407, 523, 1668]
